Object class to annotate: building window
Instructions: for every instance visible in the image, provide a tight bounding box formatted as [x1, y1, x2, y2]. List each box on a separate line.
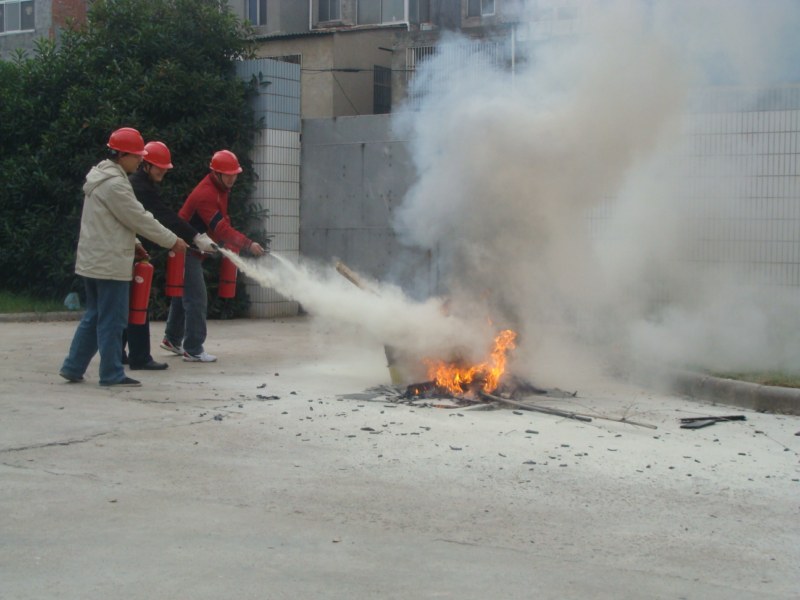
[373, 66, 391, 114]
[0, 0, 35, 33]
[409, 0, 430, 23]
[247, 0, 267, 26]
[357, 0, 404, 25]
[467, 0, 494, 17]
[319, 0, 340, 21]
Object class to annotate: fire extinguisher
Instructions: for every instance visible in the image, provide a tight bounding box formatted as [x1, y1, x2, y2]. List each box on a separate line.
[129, 260, 154, 325]
[165, 249, 185, 297]
[218, 249, 238, 299]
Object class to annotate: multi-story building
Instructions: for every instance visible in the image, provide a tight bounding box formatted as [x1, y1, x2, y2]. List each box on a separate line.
[224, 0, 579, 117]
[1, 1, 560, 117]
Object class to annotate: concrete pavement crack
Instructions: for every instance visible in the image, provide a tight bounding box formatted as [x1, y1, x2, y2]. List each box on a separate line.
[2, 431, 112, 453]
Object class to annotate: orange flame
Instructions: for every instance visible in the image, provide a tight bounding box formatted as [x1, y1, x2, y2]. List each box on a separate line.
[424, 329, 517, 395]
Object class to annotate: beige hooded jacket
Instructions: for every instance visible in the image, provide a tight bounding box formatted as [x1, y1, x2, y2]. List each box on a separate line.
[75, 159, 178, 281]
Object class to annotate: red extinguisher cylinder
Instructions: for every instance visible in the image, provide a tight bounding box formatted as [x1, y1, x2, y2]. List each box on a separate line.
[165, 249, 185, 297]
[218, 251, 238, 299]
[129, 260, 154, 325]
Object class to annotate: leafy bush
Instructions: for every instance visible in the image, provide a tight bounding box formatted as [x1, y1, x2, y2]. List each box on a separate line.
[0, 0, 267, 318]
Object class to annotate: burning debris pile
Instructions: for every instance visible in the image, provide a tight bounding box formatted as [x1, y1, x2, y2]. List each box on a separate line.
[363, 317, 657, 429]
[401, 328, 552, 404]
[393, 328, 602, 423]
[332, 261, 608, 422]
[420, 329, 517, 397]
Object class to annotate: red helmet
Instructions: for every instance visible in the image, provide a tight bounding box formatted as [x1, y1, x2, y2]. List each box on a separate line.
[210, 150, 243, 175]
[107, 127, 147, 156]
[143, 141, 173, 169]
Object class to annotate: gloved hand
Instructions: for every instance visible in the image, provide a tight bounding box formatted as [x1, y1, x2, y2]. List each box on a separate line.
[193, 233, 218, 253]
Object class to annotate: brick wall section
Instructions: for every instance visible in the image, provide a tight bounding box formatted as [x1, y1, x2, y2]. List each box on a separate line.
[51, 0, 88, 37]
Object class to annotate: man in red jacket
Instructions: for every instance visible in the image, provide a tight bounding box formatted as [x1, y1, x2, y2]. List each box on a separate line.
[161, 150, 265, 362]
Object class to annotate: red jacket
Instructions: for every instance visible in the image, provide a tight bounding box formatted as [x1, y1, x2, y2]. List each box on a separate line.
[178, 173, 252, 252]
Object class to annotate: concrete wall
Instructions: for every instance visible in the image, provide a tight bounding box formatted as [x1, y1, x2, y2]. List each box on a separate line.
[257, 35, 335, 118]
[256, 28, 399, 118]
[300, 87, 800, 306]
[300, 114, 434, 296]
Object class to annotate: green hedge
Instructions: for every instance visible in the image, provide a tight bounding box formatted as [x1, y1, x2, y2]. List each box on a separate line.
[0, 0, 267, 318]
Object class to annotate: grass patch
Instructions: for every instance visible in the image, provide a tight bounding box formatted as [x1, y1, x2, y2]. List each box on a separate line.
[0, 291, 68, 313]
[711, 371, 800, 389]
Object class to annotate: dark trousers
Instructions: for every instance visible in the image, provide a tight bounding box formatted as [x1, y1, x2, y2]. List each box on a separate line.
[123, 316, 153, 367]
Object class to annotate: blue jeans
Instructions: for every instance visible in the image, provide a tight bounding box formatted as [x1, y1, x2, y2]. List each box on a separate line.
[164, 252, 207, 356]
[61, 277, 130, 385]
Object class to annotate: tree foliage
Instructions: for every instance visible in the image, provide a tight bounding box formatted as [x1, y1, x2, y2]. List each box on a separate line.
[0, 0, 265, 317]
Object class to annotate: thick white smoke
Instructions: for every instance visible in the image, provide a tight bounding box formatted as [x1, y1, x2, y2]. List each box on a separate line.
[222, 250, 495, 366]
[391, 0, 800, 384]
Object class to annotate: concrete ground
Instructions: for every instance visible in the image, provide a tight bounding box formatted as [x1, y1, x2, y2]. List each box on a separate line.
[1, 317, 798, 600]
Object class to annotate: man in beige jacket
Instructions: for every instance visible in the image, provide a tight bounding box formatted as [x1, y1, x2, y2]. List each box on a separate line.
[60, 127, 188, 387]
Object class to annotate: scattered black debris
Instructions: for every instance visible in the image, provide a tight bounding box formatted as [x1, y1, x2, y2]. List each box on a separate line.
[257, 383, 267, 389]
[449, 445, 462, 451]
[256, 394, 280, 400]
[213, 414, 224, 421]
[681, 419, 716, 429]
[681, 415, 746, 423]
[344, 384, 657, 429]
[680, 415, 746, 429]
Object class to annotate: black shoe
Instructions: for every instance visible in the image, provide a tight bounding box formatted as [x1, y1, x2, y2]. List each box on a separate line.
[130, 360, 169, 371]
[59, 371, 84, 383]
[100, 376, 141, 387]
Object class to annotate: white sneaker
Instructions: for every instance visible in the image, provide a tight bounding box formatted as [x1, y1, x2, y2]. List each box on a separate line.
[160, 338, 183, 356]
[183, 351, 217, 363]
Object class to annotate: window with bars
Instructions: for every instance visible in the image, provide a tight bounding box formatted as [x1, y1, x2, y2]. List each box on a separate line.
[247, 0, 267, 26]
[319, 0, 340, 21]
[0, 0, 34, 34]
[373, 65, 391, 114]
[269, 54, 302, 65]
[467, 0, 495, 17]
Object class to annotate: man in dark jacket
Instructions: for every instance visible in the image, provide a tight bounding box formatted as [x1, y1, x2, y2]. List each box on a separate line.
[124, 141, 216, 370]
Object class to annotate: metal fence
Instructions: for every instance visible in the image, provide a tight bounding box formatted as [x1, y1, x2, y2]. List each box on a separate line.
[236, 58, 302, 317]
[681, 86, 800, 287]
